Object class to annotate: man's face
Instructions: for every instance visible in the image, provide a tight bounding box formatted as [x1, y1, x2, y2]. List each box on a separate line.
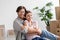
[17, 9, 25, 19]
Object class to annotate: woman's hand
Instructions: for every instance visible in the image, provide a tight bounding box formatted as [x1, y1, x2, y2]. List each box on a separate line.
[24, 20, 28, 26]
[33, 21, 42, 35]
[33, 27, 42, 35]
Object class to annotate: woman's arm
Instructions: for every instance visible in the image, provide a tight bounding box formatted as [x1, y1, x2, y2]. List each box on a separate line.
[22, 20, 39, 34]
[33, 21, 42, 35]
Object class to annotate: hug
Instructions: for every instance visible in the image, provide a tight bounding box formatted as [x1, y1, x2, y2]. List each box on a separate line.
[13, 6, 60, 40]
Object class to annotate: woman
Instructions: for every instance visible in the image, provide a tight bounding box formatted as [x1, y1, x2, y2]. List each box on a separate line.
[13, 6, 27, 40]
[23, 10, 45, 40]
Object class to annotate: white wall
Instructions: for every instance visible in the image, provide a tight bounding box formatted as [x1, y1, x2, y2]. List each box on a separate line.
[0, 0, 59, 30]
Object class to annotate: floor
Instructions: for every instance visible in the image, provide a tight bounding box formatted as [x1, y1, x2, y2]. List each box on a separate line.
[0, 36, 15, 40]
[0, 36, 50, 40]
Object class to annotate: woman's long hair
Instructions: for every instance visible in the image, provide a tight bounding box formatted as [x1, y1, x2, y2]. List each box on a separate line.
[23, 10, 32, 20]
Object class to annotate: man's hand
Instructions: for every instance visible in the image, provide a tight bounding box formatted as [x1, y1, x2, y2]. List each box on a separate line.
[23, 21, 42, 35]
[33, 27, 42, 35]
[37, 28, 42, 35]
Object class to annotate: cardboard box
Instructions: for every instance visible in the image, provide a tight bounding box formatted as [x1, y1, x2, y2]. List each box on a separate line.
[59, 0, 60, 6]
[58, 20, 60, 28]
[50, 20, 60, 36]
[55, 7, 60, 20]
[0, 37, 4, 40]
[8, 30, 15, 36]
[50, 20, 58, 34]
[0, 29, 4, 37]
[56, 28, 60, 36]
[0, 25, 5, 37]
[0, 25, 5, 29]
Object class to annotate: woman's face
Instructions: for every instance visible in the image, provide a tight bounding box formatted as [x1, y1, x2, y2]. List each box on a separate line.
[26, 13, 33, 21]
[18, 9, 25, 19]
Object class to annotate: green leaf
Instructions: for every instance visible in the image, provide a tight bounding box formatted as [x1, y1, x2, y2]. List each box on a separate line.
[45, 9, 51, 13]
[46, 2, 53, 6]
[38, 13, 44, 17]
[41, 16, 47, 21]
[46, 12, 53, 19]
[33, 7, 38, 10]
[40, 7, 45, 13]
[33, 2, 53, 26]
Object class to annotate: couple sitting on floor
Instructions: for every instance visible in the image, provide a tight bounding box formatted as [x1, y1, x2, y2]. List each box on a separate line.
[13, 6, 60, 40]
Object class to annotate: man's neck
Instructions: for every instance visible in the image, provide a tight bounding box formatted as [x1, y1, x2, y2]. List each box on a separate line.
[18, 17, 23, 20]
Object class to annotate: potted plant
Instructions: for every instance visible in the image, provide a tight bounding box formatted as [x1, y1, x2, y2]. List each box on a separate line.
[33, 2, 53, 31]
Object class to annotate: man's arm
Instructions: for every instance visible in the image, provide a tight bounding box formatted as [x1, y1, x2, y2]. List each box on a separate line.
[14, 20, 41, 34]
[22, 20, 41, 34]
[26, 26, 42, 35]
[21, 25, 38, 34]
[26, 26, 38, 34]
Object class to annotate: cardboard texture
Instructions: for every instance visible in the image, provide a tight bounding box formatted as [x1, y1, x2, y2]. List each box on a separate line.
[0, 25, 5, 29]
[55, 7, 60, 20]
[59, 0, 60, 6]
[50, 20, 60, 36]
[50, 21, 58, 34]
[0, 37, 4, 40]
[8, 30, 15, 36]
[0, 25, 5, 37]
[56, 28, 60, 36]
[0, 29, 4, 37]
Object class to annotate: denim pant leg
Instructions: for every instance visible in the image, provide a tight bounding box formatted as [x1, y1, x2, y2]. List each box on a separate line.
[40, 30, 57, 40]
[32, 37, 46, 40]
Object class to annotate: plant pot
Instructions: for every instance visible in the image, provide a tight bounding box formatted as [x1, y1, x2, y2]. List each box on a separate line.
[46, 26, 50, 31]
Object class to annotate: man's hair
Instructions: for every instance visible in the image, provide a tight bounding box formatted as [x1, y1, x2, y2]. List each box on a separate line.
[16, 6, 26, 12]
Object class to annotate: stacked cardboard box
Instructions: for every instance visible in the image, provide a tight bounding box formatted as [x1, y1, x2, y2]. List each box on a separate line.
[55, 7, 60, 20]
[59, 0, 60, 5]
[0, 25, 5, 40]
[7, 29, 15, 36]
[7, 29, 15, 40]
[57, 20, 60, 36]
[50, 0, 60, 38]
[50, 20, 60, 36]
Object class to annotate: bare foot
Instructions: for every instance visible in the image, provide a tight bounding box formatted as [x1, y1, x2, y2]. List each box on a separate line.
[57, 36, 60, 40]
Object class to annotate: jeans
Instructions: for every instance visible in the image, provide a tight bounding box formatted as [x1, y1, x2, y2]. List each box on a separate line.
[32, 37, 46, 40]
[40, 30, 57, 40]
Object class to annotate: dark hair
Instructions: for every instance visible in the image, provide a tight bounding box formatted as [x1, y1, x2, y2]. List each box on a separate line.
[24, 10, 32, 17]
[23, 10, 32, 20]
[16, 6, 26, 12]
